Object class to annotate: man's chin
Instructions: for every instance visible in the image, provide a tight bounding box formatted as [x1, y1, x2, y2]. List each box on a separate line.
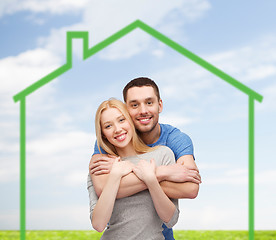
[135, 124, 153, 133]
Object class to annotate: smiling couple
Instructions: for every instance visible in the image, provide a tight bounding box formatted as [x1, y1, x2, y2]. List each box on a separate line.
[87, 77, 201, 240]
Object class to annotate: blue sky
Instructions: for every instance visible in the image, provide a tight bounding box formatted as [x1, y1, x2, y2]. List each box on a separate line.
[1, 0, 276, 230]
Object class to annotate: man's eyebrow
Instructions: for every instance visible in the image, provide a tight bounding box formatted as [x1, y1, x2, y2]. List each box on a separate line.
[128, 97, 154, 103]
[128, 99, 138, 103]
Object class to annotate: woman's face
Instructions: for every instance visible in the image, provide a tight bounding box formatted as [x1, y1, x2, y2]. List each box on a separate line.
[100, 107, 133, 150]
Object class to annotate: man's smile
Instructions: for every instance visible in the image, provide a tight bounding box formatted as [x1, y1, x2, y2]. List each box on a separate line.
[137, 116, 152, 125]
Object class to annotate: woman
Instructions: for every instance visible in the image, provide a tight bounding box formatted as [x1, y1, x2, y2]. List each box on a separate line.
[88, 98, 179, 240]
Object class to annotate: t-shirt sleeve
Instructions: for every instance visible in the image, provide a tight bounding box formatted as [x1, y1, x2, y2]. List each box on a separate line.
[167, 128, 194, 160]
[87, 173, 98, 222]
[160, 146, 176, 166]
[93, 140, 107, 155]
[158, 146, 180, 228]
[164, 198, 179, 228]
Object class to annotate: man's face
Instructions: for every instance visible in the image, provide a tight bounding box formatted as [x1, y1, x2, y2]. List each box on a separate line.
[125, 86, 163, 133]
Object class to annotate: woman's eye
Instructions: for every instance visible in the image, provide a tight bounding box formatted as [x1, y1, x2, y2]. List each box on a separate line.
[105, 124, 111, 129]
[119, 118, 125, 122]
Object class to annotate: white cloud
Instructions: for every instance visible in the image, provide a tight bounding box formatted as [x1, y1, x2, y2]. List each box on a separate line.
[198, 163, 231, 170]
[35, 0, 211, 60]
[202, 168, 276, 186]
[151, 48, 165, 58]
[27, 131, 91, 155]
[256, 82, 276, 112]
[175, 203, 247, 230]
[0, 48, 61, 97]
[160, 113, 194, 127]
[27, 205, 91, 229]
[153, 60, 216, 101]
[26, 131, 95, 178]
[206, 35, 276, 84]
[63, 170, 89, 187]
[0, 210, 19, 230]
[256, 170, 276, 185]
[0, 48, 63, 185]
[0, 0, 88, 17]
[150, 33, 276, 122]
[0, 130, 95, 183]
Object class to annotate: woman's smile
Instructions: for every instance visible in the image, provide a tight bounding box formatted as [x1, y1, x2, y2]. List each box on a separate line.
[114, 133, 127, 142]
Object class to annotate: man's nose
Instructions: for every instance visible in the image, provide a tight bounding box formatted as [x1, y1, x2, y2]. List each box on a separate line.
[139, 103, 148, 115]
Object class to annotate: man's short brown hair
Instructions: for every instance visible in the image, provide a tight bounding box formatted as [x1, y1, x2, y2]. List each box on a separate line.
[123, 77, 160, 102]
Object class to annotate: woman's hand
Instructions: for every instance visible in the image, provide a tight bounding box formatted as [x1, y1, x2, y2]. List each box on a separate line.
[133, 159, 157, 185]
[110, 157, 134, 178]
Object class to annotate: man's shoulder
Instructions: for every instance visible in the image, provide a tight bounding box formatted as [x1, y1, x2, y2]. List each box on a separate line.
[158, 124, 194, 160]
[159, 123, 192, 147]
[160, 123, 180, 134]
[160, 123, 187, 137]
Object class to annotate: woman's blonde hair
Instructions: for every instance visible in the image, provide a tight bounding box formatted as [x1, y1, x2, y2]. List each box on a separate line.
[95, 98, 153, 156]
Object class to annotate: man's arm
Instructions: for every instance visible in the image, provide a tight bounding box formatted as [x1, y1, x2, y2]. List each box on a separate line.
[90, 154, 201, 199]
[157, 155, 200, 199]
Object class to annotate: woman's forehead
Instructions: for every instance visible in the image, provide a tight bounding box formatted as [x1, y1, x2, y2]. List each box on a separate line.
[101, 107, 123, 121]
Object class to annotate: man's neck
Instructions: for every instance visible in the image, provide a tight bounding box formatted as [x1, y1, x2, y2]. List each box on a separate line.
[139, 123, 161, 145]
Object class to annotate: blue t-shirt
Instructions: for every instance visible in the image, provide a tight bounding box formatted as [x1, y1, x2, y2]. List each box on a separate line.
[93, 123, 194, 240]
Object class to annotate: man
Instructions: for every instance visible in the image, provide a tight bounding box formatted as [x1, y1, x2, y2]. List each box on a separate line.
[88, 77, 201, 239]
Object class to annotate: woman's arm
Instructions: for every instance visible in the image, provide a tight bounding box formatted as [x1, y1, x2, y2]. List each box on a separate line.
[133, 159, 176, 223]
[92, 172, 121, 232]
[91, 159, 133, 232]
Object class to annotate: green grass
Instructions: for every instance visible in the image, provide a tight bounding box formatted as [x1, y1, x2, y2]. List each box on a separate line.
[0, 230, 275, 240]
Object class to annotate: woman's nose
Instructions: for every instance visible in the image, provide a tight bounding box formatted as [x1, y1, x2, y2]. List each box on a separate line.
[114, 123, 122, 133]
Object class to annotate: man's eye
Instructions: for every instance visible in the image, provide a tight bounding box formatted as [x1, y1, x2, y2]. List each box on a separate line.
[147, 101, 153, 105]
[131, 104, 138, 108]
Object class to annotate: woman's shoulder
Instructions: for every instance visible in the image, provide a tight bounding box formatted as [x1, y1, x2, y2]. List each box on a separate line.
[154, 145, 174, 154]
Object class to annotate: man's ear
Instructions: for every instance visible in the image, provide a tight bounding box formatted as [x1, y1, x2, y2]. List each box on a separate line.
[158, 99, 163, 113]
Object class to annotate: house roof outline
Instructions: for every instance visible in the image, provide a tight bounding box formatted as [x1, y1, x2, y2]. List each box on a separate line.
[13, 19, 262, 240]
[13, 19, 263, 102]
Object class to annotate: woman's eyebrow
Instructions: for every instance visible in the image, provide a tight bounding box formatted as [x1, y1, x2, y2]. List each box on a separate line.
[102, 120, 112, 125]
[116, 115, 124, 120]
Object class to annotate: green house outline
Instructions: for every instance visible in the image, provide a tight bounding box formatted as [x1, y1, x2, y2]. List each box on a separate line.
[13, 19, 263, 240]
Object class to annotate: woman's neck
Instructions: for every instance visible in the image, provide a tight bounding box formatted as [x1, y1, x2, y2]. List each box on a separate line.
[115, 144, 137, 158]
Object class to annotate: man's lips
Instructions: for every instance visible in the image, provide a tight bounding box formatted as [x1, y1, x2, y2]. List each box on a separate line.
[114, 133, 127, 142]
[137, 117, 152, 125]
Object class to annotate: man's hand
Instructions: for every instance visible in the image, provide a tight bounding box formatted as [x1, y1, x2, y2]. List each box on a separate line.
[156, 154, 201, 184]
[157, 163, 201, 183]
[89, 154, 117, 175]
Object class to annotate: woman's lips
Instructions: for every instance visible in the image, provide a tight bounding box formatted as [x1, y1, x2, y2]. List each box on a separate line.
[114, 133, 127, 142]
